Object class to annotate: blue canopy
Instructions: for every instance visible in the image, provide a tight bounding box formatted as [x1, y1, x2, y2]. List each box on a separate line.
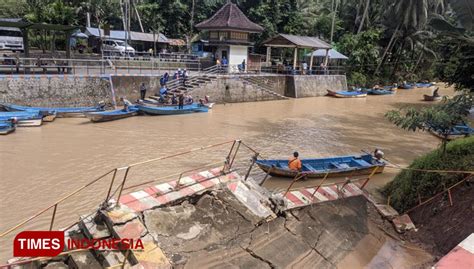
[306, 49, 348, 60]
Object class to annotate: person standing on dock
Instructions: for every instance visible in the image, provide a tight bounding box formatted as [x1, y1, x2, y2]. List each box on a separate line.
[288, 152, 302, 171]
[139, 83, 147, 100]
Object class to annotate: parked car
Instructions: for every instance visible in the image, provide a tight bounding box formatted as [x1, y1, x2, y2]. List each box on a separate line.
[0, 27, 24, 52]
[102, 39, 135, 56]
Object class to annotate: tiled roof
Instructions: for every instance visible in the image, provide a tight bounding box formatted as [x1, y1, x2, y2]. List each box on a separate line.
[195, 2, 263, 33]
[263, 34, 331, 49]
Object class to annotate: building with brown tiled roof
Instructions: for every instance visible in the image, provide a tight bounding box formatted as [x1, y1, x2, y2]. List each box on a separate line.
[195, 1, 263, 72]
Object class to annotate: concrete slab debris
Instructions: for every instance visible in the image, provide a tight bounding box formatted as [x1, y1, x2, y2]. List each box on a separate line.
[79, 215, 111, 239]
[392, 214, 416, 233]
[68, 251, 102, 269]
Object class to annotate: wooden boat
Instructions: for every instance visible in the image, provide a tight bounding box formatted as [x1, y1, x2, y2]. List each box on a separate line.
[416, 82, 433, 88]
[0, 120, 16, 135]
[398, 84, 414, 89]
[423, 94, 442, 101]
[429, 124, 474, 140]
[327, 90, 367, 98]
[1, 103, 105, 118]
[137, 104, 208, 115]
[255, 154, 385, 179]
[0, 111, 43, 127]
[86, 106, 139, 122]
[367, 89, 394, 95]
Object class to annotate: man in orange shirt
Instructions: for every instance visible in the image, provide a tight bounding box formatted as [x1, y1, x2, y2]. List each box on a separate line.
[288, 152, 302, 171]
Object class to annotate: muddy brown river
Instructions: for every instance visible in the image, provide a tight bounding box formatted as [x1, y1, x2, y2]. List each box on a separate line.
[0, 86, 453, 263]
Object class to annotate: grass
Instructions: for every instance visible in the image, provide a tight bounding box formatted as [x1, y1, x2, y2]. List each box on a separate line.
[382, 136, 474, 212]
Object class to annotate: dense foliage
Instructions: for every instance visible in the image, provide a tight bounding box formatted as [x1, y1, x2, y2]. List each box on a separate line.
[0, 0, 472, 89]
[383, 136, 474, 212]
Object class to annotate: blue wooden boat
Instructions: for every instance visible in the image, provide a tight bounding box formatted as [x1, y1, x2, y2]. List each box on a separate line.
[398, 84, 414, 89]
[0, 111, 43, 127]
[0, 120, 16, 135]
[137, 104, 208, 115]
[327, 90, 367, 98]
[256, 154, 385, 178]
[367, 89, 395, 95]
[85, 106, 139, 122]
[1, 103, 105, 118]
[430, 123, 474, 140]
[416, 82, 433, 88]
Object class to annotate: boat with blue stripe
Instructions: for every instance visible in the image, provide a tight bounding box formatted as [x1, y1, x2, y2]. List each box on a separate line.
[0, 111, 43, 127]
[137, 103, 208, 115]
[86, 106, 139, 122]
[1, 103, 105, 118]
[429, 123, 474, 140]
[327, 90, 367, 98]
[367, 89, 395, 95]
[0, 119, 16, 135]
[415, 82, 434, 88]
[255, 154, 385, 178]
[398, 83, 414, 89]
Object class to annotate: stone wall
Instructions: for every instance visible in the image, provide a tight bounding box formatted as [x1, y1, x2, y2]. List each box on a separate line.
[0, 76, 112, 107]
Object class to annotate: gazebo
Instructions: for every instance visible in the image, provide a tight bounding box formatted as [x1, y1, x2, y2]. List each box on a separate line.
[263, 34, 331, 72]
[195, 1, 263, 71]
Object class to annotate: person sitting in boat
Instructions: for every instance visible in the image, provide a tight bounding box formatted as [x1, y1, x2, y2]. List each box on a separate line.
[205, 96, 210, 104]
[120, 97, 133, 111]
[433, 87, 440, 97]
[374, 149, 384, 161]
[288, 152, 302, 171]
[185, 94, 193, 104]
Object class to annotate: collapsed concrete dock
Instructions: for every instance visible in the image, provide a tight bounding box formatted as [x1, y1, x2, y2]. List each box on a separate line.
[7, 166, 434, 269]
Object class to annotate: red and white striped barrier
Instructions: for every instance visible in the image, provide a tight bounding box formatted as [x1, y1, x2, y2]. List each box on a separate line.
[282, 182, 364, 210]
[434, 233, 474, 269]
[117, 168, 240, 213]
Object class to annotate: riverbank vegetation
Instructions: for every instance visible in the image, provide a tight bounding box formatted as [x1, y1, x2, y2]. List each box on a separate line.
[1, 0, 472, 89]
[383, 136, 474, 213]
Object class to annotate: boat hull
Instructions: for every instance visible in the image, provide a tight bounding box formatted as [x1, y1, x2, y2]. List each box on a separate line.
[1, 103, 105, 118]
[17, 118, 43, 127]
[0, 121, 16, 135]
[0, 126, 15, 135]
[257, 163, 384, 178]
[423, 95, 442, 101]
[256, 154, 385, 179]
[327, 90, 367, 98]
[368, 89, 394, 95]
[86, 108, 139, 122]
[137, 104, 208, 115]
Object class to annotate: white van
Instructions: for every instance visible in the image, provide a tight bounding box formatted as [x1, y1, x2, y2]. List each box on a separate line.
[102, 39, 135, 56]
[0, 27, 24, 52]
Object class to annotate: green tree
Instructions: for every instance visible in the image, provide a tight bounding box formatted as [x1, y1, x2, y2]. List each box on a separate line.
[385, 94, 473, 153]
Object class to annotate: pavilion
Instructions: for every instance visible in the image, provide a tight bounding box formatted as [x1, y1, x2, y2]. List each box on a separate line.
[195, 2, 263, 71]
[263, 34, 332, 73]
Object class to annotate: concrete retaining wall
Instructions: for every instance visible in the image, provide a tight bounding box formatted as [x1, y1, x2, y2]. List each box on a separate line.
[291, 75, 348, 98]
[0, 74, 348, 106]
[0, 77, 112, 106]
[191, 76, 286, 103]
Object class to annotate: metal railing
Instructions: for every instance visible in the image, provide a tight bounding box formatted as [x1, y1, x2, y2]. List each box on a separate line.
[0, 140, 243, 239]
[0, 54, 201, 75]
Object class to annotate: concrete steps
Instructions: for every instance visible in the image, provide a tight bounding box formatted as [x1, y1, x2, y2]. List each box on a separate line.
[241, 76, 289, 100]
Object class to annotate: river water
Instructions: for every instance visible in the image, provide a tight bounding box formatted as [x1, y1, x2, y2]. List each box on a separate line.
[0, 86, 453, 262]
